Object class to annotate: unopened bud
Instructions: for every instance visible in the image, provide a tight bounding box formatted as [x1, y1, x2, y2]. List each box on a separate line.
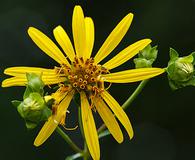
[166, 48, 195, 90]
[134, 45, 158, 68]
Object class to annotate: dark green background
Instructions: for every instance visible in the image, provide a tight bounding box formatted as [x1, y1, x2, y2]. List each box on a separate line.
[1, 0, 195, 160]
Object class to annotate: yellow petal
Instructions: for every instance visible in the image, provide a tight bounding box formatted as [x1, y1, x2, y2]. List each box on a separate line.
[80, 92, 100, 160]
[94, 97, 123, 143]
[94, 13, 133, 64]
[101, 91, 133, 139]
[2, 76, 65, 87]
[4, 67, 59, 77]
[53, 26, 75, 61]
[101, 68, 165, 83]
[2, 77, 28, 87]
[103, 39, 152, 70]
[51, 87, 68, 104]
[28, 27, 70, 66]
[85, 17, 95, 59]
[72, 6, 86, 58]
[34, 90, 74, 146]
[2, 67, 66, 87]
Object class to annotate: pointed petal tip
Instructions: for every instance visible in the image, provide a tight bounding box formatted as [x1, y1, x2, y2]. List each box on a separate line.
[53, 25, 62, 30]
[145, 38, 152, 43]
[127, 13, 134, 19]
[129, 131, 134, 140]
[117, 136, 124, 144]
[27, 27, 35, 34]
[74, 5, 83, 12]
[1, 81, 6, 88]
[33, 141, 40, 147]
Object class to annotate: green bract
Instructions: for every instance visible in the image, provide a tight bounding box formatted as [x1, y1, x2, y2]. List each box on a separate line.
[12, 73, 52, 129]
[134, 45, 158, 68]
[167, 48, 195, 90]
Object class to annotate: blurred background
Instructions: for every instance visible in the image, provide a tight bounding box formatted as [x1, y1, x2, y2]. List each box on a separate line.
[0, 0, 195, 159]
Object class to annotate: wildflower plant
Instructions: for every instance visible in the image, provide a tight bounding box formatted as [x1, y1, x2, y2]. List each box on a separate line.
[1, 5, 194, 160]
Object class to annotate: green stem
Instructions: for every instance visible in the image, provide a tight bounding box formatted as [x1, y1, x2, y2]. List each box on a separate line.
[78, 107, 90, 160]
[98, 79, 149, 134]
[122, 79, 149, 110]
[56, 126, 82, 153]
[83, 142, 90, 160]
[78, 107, 84, 137]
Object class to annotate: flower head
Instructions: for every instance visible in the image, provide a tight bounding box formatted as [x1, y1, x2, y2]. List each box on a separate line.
[167, 48, 195, 90]
[2, 5, 164, 160]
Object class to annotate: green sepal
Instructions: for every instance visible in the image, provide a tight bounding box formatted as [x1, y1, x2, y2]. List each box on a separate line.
[23, 86, 33, 99]
[26, 73, 44, 95]
[11, 100, 21, 108]
[168, 76, 195, 90]
[25, 120, 37, 129]
[134, 45, 158, 68]
[169, 48, 179, 61]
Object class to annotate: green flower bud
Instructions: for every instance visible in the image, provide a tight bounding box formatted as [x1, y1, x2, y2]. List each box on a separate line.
[25, 73, 44, 96]
[12, 73, 52, 129]
[134, 45, 158, 68]
[167, 48, 195, 90]
[167, 61, 194, 82]
[17, 93, 51, 129]
[19, 93, 45, 118]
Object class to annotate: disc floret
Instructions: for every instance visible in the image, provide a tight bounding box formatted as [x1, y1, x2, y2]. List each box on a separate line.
[56, 57, 109, 97]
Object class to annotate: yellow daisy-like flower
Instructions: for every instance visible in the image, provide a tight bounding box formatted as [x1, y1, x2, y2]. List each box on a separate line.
[2, 5, 165, 160]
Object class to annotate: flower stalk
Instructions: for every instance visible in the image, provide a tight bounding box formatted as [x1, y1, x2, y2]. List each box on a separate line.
[56, 126, 83, 154]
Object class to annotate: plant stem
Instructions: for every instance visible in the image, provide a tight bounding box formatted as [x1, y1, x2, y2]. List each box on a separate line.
[83, 142, 89, 160]
[78, 107, 84, 137]
[56, 126, 82, 153]
[122, 79, 149, 110]
[98, 79, 149, 134]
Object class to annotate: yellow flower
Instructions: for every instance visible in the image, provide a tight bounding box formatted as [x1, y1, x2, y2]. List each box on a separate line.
[2, 5, 165, 160]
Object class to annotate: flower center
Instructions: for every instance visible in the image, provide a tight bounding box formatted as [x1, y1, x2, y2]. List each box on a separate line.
[56, 57, 109, 96]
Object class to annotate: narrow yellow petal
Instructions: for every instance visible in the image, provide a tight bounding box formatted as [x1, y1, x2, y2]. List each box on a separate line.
[34, 90, 74, 146]
[80, 92, 100, 160]
[94, 97, 123, 143]
[2, 77, 28, 87]
[85, 17, 95, 59]
[4, 67, 58, 77]
[101, 91, 134, 139]
[2, 76, 65, 87]
[53, 26, 76, 61]
[2, 67, 66, 87]
[72, 6, 86, 58]
[103, 39, 152, 70]
[94, 13, 133, 64]
[51, 87, 67, 104]
[28, 27, 70, 66]
[101, 68, 165, 83]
